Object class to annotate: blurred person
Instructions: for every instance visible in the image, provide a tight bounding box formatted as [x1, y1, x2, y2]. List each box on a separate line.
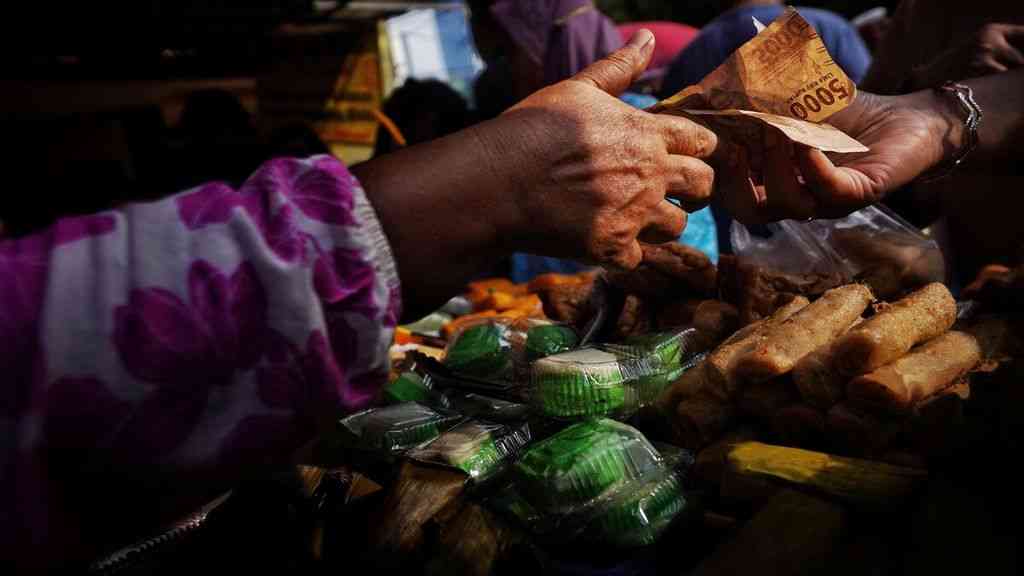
[850, 6, 892, 54]
[373, 79, 471, 157]
[618, 21, 700, 93]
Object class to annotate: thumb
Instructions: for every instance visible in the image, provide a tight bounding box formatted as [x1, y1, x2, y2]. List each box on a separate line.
[572, 29, 655, 96]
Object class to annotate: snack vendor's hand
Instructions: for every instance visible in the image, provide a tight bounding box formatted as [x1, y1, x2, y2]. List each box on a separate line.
[720, 89, 963, 223]
[910, 23, 1024, 90]
[494, 30, 720, 270]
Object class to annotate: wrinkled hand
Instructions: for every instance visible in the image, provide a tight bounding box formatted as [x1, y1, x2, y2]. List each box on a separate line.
[489, 31, 720, 270]
[912, 23, 1024, 89]
[718, 89, 962, 223]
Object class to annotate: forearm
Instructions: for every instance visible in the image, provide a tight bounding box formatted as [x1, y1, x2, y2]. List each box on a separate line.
[353, 118, 523, 320]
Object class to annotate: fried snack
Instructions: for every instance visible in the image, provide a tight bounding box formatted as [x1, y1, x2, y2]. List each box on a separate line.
[692, 300, 740, 342]
[706, 296, 810, 399]
[613, 294, 652, 340]
[771, 404, 827, 450]
[833, 282, 956, 377]
[641, 242, 718, 295]
[737, 377, 799, 424]
[527, 271, 594, 293]
[792, 318, 863, 409]
[826, 403, 902, 457]
[718, 255, 847, 326]
[658, 363, 735, 450]
[736, 284, 873, 382]
[846, 330, 981, 415]
[537, 278, 597, 326]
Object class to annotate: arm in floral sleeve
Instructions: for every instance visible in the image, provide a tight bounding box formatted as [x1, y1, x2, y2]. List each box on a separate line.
[2, 155, 400, 570]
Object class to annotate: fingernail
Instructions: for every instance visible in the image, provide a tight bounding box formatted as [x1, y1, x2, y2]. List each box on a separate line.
[628, 29, 655, 53]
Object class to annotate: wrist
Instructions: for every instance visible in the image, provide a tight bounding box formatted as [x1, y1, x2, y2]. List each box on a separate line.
[466, 112, 536, 252]
[908, 87, 967, 172]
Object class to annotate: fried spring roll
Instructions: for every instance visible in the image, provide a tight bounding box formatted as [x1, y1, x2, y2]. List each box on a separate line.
[846, 331, 981, 415]
[706, 296, 810, 399]
[737, 284, 873, 382]
[792, 318, 863, 409]
[833, 282, 956, 377]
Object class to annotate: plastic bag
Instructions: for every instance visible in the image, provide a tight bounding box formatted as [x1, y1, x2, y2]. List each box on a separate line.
[334, 402, 463, 454]
[408, 419, 532, 483]
[726, 205, 944, 323]
[811, 205, 944, 300]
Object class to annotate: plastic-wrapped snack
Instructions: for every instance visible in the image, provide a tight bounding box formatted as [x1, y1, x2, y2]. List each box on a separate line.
[604, 327, 711, 405]
[513, 419, 664, 514]
[444, 391, 530, 422]
[383, 372, 431, 405]
[444, 321, 514, 378]
[337, 402, 463, 454]
[590, 471, 687, 547]
[444, 317, 573, 381]
[530, 348, 639, 419]
[409, 420, 531, 482]
[525, 324, 580, 361]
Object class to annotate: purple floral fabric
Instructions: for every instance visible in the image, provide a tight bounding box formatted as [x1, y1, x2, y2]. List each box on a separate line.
[1, 156, 400, 570]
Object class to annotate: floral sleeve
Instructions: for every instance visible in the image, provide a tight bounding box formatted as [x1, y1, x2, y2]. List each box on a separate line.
[1, 155, 401, 568]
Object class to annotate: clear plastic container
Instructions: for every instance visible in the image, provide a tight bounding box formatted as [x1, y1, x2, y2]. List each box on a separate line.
[512, 419, 664, 514]
[443, 318, 580, 381]
[409, 420, 532, 482]
[336, 402, 463, 454]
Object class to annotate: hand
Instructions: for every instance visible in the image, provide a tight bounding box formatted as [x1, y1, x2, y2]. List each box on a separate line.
[719, 89, 963, 223]
[911, 23, 1024, 89]
[487, 30, 720, 269]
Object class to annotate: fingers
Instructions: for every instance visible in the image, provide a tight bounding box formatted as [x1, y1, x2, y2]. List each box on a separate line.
[639, 201, 687, 244]
[715, 144, 769, 225]
[795, 147, 876, 218]
[572, 30, 655, 97]
[761, 129, 817, 220]
[665, 155, 714, 209]
[607, 240, 645, 271]
[656, 114, 720, 158]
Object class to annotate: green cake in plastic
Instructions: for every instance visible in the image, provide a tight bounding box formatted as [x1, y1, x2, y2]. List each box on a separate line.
[513, 419, 662, 514]
[383, 372, 430, 404]
[341, 402, 460, 453]
[593, 472, 687, 547]
[444, 323, 511, 377]
[626, 332, 683, 370]
[611, 333, 687, 406]
[531, 348, 631, 418]
[525, 324, 579, 361]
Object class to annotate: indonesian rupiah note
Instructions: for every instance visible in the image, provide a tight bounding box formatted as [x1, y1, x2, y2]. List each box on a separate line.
[650, 9, 868, 153]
